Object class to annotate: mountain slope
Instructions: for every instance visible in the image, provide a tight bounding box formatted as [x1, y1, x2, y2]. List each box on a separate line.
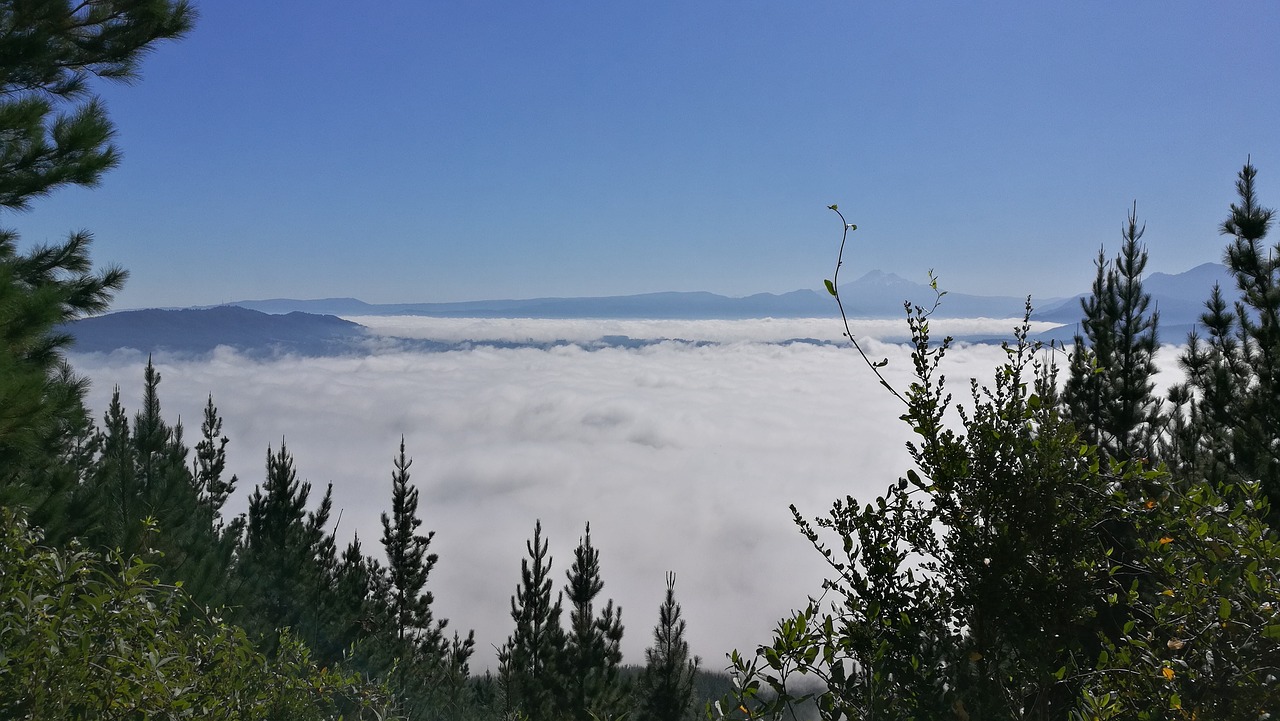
[1032, 262, 1231, 326]
[63, 306, 369, 356]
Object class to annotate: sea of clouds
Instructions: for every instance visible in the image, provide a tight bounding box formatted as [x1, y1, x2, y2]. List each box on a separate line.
[67, 316, 1188, 672]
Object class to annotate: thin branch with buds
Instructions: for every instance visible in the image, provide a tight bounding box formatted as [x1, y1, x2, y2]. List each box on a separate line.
[825, 205, 908, 405]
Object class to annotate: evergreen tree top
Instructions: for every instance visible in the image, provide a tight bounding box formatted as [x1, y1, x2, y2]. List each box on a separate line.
[0, 1, 195, 211]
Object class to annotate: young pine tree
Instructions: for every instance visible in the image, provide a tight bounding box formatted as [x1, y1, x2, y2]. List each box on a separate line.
[91, 386, 138, 550]
[635, 572, 699, 721]
[89, 360, 232, 607]
[1063, 202, 1161, 466]
[236, 441, 326, 656]
[378, 437, 475, 718]
[563, 523, 628, 721]
[129, 359, 204, 559]
[182, 394, 242, 609]
[192, 394, 238, 527]
[380, 437, 445, 651]
[500, 520, 569, 721]
[1167, 161, 1280, 520]
[320, 531, 364, 655]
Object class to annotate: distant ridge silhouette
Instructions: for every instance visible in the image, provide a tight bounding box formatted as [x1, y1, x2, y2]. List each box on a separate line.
[61, 305, 369, 356]
[225, 270, 1038, 320]
[67, 264, 1231, 355]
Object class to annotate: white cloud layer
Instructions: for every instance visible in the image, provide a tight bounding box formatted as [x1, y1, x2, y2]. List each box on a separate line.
[68, 318, 1184, 673]
[347, 315, 1063, 345]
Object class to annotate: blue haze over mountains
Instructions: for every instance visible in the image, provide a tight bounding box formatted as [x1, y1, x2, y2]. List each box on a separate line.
[228, 270, 1030, 320]
[65, 265, 1234, 356]
[1030, 262, 1233, 343]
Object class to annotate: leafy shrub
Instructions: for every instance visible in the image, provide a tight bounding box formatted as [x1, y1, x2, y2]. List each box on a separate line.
[0, 507, 396, 720]
[716, 207, 1280, 721]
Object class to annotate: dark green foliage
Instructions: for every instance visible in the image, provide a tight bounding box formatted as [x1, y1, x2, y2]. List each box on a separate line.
[497, 522, 636, 721]
[193, 394, 238, 519]
[0, 0, 192, 488]
[1083, 478, 1280, 719]
[1165, 285, 1243, 486]
[186, 394, 242, 605]
[302, 481, 345, 656]
[775, 310, 1113, 719]
[13, 358, 103, 545]
[128, 359, 204, 561]
[0, 1, 194, 209]
[0, 507, 396, 720]
[1063, 203, 1160, 465]
[382, 437, 444, 648]
[635, 572, 699, 721]
[235, 442, 329, 655]
[0, 230, 124, 522]
[92, 385, 135, 544]
[722, 195, 1280, 721]
[500, 520, 570, 721]
[1167, 161, 1280, 521]
[0, 4, 433, 716]
[563, 523, 629, 721]
[377, 437, 475, 720]
[332, 533, 380, 654]
[81, 364, 237, 609]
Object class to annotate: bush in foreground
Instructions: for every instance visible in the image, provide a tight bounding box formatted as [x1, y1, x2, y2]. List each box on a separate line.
[0, 507, 396, 720]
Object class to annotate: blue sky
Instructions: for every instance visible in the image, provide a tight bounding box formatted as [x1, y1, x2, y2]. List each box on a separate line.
[9, 1, 1280, 308]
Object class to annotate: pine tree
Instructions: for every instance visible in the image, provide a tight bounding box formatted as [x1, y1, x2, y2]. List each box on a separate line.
[380, 437, 444, 651]
[1167, 161, 1280, 520]
[0, 0, 194, 519]
[376, 436, 475, 719]
[91, 386, 137, 550]
[192, 394, 238, 524]
[301, 481, 345, 661]
[499, 520, 568, 721]
[1063, 202, 1160, 465]
[635, 573, 699, 721]
[27, 360, 102, 546]
[0, 229, 124, 518]
[1167, 286, 1244, 486]
[130, 358, 202, 555]
[237, 441, 320, 655]
[563, 523, 628, 721]
[332, 532, 382, 667]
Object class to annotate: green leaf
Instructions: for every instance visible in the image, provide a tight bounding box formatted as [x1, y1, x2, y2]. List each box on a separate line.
[763, 646, 781, 670]
[1219, 597, 1231, 620]
[824, 278, 837, 297]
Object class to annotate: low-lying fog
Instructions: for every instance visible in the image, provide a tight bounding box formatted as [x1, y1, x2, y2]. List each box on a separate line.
[69, 315, 1184, 671]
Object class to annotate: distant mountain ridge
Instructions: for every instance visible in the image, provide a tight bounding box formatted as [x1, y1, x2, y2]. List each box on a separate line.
[62, 305, 369, 356]
[1032, 262, 1232, 323]
[1030, 262, 1233, 343]
[67, 264, 1234, 356]
[229, 271, 1040, 320]
[227, 262, 1229, 327]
